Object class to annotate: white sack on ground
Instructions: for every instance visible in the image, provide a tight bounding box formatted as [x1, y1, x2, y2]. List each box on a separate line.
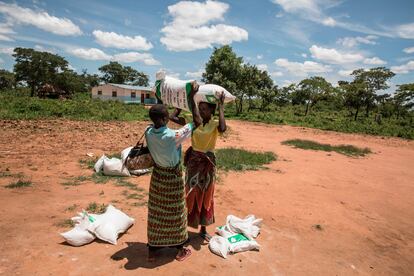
[87, 205, 134, 245]
[226, 214, 263, 240]
[121, 146, 133, 163]
[60, 212, 100, 247]
[213, 225, 260, 255]
[209, 235, 230, 259]
[103, 157, 130, 177]
[94, 155, 108, 173]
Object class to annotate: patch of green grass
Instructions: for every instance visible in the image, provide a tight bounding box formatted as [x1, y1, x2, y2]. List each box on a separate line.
[55, 219, 75, 228]
[91, 172, 114, 184]
[225, 104, 414, 140]
[79, 158, 97, 169]
[65, 204, 78, 212]
[131, 201, 147, 207]
[282, 139, 371, 157]
[61, 175, 90, 186]
[127, 192, 145, 200]
[115, 178, 144, 191]
[0, 171, 24, 178]
[5, 180, 32, 188]
[86, 202, 107, 214]
[0, 90, 148, 121]
[106, 153, 122, 159]
[216, 148, 277, 171]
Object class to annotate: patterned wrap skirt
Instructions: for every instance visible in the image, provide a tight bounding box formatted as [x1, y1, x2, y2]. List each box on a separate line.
[147, 163, 188, 247]
[184, 147, 216, 228]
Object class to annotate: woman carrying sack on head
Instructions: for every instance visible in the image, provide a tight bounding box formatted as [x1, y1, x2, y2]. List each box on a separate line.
[170, 92, 227, 241]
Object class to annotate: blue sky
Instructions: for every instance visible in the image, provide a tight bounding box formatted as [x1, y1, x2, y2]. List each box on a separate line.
[0, 0, 413, 91]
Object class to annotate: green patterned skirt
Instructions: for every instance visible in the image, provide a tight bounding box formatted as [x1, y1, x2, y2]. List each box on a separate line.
[147, 163, 188, 247]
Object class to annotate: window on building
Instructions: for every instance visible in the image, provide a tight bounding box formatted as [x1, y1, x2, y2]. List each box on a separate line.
[131, 92, 136, 98]
[146, 93, 150, 99]
[97, 90, 102, 95]
[112, 91, 117, 97]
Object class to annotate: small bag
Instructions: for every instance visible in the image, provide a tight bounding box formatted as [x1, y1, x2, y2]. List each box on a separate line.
[123, 128, 154, 170]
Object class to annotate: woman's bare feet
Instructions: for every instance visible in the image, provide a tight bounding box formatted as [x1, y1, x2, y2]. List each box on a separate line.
[175, 247, 192, 261]
[199, 226, 212, 242]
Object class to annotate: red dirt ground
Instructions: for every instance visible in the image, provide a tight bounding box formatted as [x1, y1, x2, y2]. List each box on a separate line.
[0, 119, 413, 275]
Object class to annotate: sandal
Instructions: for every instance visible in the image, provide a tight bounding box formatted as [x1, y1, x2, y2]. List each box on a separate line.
[199, 232, 212, 242]
[175, 247, 192, 261]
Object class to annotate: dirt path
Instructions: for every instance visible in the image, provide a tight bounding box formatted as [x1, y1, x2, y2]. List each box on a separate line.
[0, 119, 413, 275]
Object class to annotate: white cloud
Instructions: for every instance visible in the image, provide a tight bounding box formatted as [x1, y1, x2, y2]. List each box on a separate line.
[403, 47, 414, 54]
[274, 58, 332, 76]
[301, 53, 307, 58]
[337, 35, 377, 48]
[185, 69, 204, 79]
[34, 44, 56, 54]
[275, 12, 284, 18]
[322, 17, 336, 27]
[69, 47, 160, 65]
[0, 34, 12, 41]
[310, 45, 365, 64]
[93, 30, 152, 51]
[68, 64, 76, 71]
[70, 48, 111, 60]
[282, 80, 295, 87]
[338, 69, 353, 77]
[391, 60, 414, 74]
[272, 0, 337, 27]
[0, 22, 14, 41]
[0, 2, 82, 36]
[272, 0, 319, 14]
[0, 47, 14, 55]
[112, 52, 160, 65]
[363, 57, 386, 65]
[160, 0, 248, 51]
[270, 71, 283, 77]
[257, 54, 263, 60]
[393, 22, 414, 39]
[257, 64, 268, 71]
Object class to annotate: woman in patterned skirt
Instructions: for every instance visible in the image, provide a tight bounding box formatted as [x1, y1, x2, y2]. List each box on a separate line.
[145, 101, 200, 262]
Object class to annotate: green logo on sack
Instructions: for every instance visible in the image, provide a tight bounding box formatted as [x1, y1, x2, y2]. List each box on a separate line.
[228, 234, 248, 244]
[205, 94, 217, 104]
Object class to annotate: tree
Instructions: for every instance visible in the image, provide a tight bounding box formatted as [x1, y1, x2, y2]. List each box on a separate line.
[203, 45, 244, 114]
[339, 80, 368, 121]
[81, 69, 100, 91]
[394, 83, 414, 119]
[98, 61, 149, 86]
[297, 76, 333, 116]
[53, 70, 85, 96]
[258, 85, 279, 111]
[13, 47, 68, 96]
[0, 69, 15, 90]
[351, 67, 395, 117]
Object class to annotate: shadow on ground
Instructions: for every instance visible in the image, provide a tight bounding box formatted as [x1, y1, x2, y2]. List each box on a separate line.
[110, 231, 207, 270]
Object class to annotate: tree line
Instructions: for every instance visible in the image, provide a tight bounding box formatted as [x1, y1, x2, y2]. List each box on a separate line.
[0, 47, 149, 98]
[202, 46, 413, 121]
[0, 46, 412, 121]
